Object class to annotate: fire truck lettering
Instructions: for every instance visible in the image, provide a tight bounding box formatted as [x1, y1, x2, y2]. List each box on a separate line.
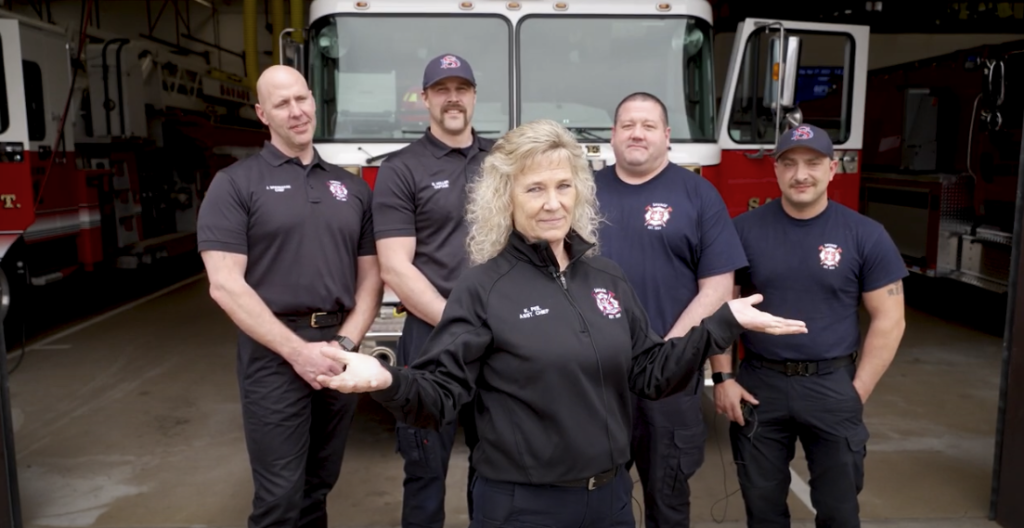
[747, 197, 774, 211]
[0, 194, 18, 209]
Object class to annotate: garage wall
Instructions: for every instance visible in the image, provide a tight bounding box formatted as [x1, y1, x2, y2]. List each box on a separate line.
[6, 0, 296, 80]
[713, 31, 1024, 98]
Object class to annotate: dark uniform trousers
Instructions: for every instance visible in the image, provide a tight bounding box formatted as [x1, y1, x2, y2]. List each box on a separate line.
[236, 317, 358, 528]
[471, 465, 635, 528]
[729, 353, 870, 528]
[395, 312, 480, 528]
[628, 375, 706, 528]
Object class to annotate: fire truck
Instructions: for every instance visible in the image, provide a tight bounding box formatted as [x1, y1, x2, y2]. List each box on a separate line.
[860, 39, 1024, 295]
[286, 0, 870, 365]
[294, 0, 869, 213]
[0, 10, 266, 327]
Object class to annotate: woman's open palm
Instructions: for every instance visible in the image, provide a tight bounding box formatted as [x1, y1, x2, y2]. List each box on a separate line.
[727, 294, 808, 335]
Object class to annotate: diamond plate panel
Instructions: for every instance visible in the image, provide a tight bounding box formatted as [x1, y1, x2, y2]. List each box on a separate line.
[937, 173, 976, 274]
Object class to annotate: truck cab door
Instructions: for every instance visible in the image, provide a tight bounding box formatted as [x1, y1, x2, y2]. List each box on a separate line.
[0, 19, 35, 256]
[715, 18, 870, 217]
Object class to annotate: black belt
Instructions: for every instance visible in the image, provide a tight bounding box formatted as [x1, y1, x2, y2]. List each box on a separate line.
[551, 466, 617, 491]
[276, 310, 348, 328]
[747, 352, 856, 377]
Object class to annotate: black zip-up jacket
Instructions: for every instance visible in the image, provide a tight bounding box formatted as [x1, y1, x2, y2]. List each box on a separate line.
[372, 230, 744, 485]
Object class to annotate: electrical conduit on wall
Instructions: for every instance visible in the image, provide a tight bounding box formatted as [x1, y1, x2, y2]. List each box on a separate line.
[244, 0, 259, 90]
[291, 0, 304, 44]
[271, 0, 285, 66]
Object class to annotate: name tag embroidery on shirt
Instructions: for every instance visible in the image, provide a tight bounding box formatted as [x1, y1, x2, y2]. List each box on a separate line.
[266, 185, 291, 192]
[431, 180, 450, 190]
[519, 305, 550, 319]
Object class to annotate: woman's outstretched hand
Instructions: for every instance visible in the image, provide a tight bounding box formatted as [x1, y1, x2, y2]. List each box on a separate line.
[316, 347, 394, 393]
[727, 294, 808, 335]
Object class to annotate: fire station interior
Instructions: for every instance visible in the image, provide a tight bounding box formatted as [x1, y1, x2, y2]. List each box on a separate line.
[0, 1, 1022, 527]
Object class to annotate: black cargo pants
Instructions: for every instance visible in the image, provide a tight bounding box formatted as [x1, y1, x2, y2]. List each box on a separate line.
[236, 317, 358, 528]
[629, 374, 706, 528]
[729, 353, 869, 528]
[394, 312, 479, 528]
[471, 465, 635, 528]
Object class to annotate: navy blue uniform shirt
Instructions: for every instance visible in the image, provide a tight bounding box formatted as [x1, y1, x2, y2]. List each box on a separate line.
[733, 199, 908, 361]
[595, 163, 748, 338]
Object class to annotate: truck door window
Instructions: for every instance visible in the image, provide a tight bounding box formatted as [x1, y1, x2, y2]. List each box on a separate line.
[23, 60, 44, 141]
[728, 29, 854, 145]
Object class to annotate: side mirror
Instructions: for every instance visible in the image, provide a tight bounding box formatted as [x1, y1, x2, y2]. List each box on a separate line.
[279, 28, 305, 74]
[762, 34, 801, 110]
[785, 107, 804, 129]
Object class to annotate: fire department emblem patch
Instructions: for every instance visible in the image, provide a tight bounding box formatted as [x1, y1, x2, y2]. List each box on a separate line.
[328, 180, 348, 201]
[819, 243, 842, 270]
[592, 288, 622, 319]
[644, 203, 673, 230]
[440, 55, 461, 69]
[792, 125, 814, 140]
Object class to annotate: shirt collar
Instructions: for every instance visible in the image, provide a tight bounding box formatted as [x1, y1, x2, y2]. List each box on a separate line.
[504, 229, 596, 271]
[422, 128, 491, 159]
[259, 140, 327, 170]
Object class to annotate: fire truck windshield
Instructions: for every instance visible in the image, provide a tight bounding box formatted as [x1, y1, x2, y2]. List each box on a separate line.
[518, 16, 715, 142]
[308, 15, 512, 142]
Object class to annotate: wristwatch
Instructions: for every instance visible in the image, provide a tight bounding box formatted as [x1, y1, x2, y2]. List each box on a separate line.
[333, 335, 357, 351]
[712, 372, 736, 385]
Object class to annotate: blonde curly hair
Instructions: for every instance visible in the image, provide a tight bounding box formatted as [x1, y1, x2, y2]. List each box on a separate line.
[465, 119, 602, 266]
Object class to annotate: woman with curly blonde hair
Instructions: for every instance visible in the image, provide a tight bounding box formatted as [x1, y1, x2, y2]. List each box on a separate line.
[316, 119, 806, 528]
[464, 118, 602, 266]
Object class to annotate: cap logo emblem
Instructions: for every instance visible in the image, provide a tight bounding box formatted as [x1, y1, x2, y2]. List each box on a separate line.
[440, 55, 461, 69]
[792, 125, 814, 140]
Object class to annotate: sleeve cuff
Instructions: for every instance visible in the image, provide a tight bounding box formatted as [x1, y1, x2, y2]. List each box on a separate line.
[374, 228, 417, 239]
[372, 363, 407, 403]
[196, 240, 247, 254]
[705, 303, 744, 351]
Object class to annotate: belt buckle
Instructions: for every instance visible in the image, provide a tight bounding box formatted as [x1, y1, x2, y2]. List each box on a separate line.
[310, 312, 327, 328]
[785, 362, 809, 376]
[587, 476, 597, 491]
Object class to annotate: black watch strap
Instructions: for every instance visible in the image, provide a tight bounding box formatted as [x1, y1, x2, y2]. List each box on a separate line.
[334, 335, 357, 351]
[712, 372, 736, 385]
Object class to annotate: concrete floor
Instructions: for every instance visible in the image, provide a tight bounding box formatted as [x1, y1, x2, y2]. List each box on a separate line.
[5, 273, 1007, 528]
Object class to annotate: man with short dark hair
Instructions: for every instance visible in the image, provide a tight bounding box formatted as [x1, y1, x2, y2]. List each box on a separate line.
[371, 53, 493, 528]
[715, 123, 907, 528]
[197, 64, 383, 528]
[595, 91, 748, 528]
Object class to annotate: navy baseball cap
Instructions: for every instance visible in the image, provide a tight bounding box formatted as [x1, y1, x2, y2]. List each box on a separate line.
[422, 53, 476, 90]
[774, 124, 834, 159]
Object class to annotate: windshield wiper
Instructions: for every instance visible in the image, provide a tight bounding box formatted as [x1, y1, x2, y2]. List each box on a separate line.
[400, 129, 502, 136]
[566, 127, 612, 140]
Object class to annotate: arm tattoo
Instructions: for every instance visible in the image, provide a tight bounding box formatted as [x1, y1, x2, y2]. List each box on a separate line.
[886, 282, 903, 296]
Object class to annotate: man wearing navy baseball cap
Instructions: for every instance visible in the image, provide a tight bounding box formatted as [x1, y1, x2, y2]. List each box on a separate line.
[419, 53, 477, 140]
[713, 120, 908, 528]
[770, 123, 837, 212]
[371, 51, 492, 528]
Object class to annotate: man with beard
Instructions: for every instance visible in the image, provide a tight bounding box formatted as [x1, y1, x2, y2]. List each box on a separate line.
[594, 92, 748, 528]
[371, 53, 493, 528]
[197, 65, 382, 528]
